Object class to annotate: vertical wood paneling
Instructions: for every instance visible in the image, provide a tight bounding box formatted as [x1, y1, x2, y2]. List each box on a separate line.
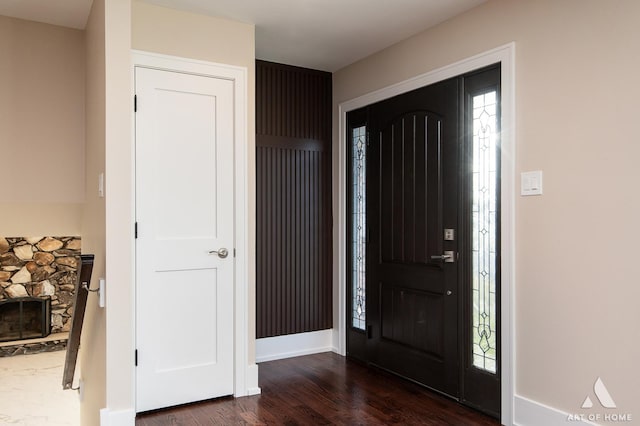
[256, 146, 331, 337]
[257, 61, 331, 140]
[256, 61, 332, 338]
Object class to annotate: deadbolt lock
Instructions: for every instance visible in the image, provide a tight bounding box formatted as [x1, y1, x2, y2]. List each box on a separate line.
[444, 228, 455, 241]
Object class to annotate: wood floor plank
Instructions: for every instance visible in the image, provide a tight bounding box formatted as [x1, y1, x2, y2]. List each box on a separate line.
[136, 352, 500, 425]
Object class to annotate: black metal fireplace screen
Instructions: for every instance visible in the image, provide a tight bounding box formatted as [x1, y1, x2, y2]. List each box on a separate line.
[0, 297, 51, 342]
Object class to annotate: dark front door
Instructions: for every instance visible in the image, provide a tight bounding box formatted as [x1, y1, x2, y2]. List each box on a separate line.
[347, 65, 501, 418]
[368, 77, 459, 396]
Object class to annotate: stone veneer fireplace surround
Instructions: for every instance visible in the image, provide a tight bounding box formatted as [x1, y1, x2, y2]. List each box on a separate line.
[0, 236, 80, 356]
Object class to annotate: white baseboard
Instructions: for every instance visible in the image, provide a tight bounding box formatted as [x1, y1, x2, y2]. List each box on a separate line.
[514, 395, 597, 426]
[256, 329, 334, 363]
[100, 408, 135, 426]
[245, 363, 261, 396]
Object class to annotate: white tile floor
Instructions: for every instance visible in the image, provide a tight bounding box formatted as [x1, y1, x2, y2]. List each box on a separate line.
[0, 350, 80, 426]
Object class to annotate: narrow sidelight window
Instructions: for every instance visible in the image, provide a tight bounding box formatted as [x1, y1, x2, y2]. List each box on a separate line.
[351, 126, 367, 330]
[471, 91, 498, 373]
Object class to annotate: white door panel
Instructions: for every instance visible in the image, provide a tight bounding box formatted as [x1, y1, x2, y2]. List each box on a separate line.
[135, 66, 235, 412]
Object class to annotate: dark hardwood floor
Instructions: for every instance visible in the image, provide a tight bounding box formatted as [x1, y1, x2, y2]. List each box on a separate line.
[136, 352, 500, 425]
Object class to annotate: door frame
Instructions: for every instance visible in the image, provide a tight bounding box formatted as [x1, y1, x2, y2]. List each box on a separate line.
[131, 50, 260, 405]
[336, 43, 515, 423]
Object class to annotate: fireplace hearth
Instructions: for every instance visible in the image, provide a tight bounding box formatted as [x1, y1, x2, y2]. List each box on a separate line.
[0, 297, 51, 342]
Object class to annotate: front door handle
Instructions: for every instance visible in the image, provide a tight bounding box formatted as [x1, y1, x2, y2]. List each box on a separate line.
[208, 248, 229, 259]
[430, 250, 455, 263]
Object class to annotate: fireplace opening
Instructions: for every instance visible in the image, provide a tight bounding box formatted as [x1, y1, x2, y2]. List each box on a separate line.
[0, 297, 51, 343]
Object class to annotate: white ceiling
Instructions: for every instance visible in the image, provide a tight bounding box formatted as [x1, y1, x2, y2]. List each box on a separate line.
[0, 0, 486, 72]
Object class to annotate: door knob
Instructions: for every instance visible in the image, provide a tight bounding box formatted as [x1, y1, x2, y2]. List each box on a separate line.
[446, 290, 453, 296]
[208, 248, 229, 259]
[430, 250, 455, 263]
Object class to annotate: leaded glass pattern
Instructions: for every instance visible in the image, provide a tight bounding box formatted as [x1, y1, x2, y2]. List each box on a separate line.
[352, 126, 367, 330]
[472, 91, 498, 373]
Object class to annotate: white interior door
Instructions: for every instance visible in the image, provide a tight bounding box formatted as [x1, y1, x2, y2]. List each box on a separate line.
[135, 66, 235, 412]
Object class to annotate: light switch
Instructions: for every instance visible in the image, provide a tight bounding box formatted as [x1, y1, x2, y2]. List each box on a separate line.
[521, 171, 543, 196]
[99, 278, 105, 308]
[98, 173, 104, 198]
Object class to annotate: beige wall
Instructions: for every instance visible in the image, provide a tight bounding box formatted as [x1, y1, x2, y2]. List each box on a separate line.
[333, 0, 640, 420]
[131, 0, 257, 361]
[83, 2, 256, 418]
[79, 0, 107, 425]
[104, 0, 134, 416]
[0, 15, 85, 235]
[0, 204, 83, 236]
[78, 2, 256, 419]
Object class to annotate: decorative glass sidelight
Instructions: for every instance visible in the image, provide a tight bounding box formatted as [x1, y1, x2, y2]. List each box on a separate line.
[471, 91, 498, 373]
[351, 126, 367, 330]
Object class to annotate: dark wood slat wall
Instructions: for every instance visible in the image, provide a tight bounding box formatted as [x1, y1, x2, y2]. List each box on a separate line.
[257, 62, 331, 139]
[256, 61, 332, 338]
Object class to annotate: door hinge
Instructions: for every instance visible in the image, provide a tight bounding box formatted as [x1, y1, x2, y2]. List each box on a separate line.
[134, 95, 137, 112]
[135, 349, 138, 366]
[135, 222, 138, 239]
[234, 248, 236, 258]
[367, 324, 372, 339]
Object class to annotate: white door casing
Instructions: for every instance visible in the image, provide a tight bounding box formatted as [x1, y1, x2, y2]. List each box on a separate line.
[135, 66, 234, 412]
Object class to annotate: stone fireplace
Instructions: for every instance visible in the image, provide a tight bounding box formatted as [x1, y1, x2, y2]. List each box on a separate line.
[0, 236, 80, 356]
